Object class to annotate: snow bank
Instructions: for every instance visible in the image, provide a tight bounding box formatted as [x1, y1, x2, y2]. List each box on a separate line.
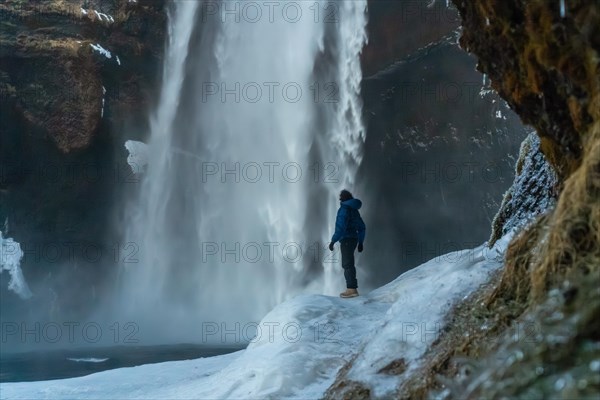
[345, 234, 511, 397]
[1, 352, 241, 400]
[0, 236, 511, 399]
[0, 231, 32, 300]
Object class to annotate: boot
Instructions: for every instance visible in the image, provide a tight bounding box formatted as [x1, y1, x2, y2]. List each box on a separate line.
[340, 288, 359, 298]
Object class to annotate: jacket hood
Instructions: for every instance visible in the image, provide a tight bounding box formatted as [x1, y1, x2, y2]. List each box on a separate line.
[341, 198, 362, 210]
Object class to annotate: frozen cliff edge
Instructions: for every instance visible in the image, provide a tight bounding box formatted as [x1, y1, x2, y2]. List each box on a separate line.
[0, 235, 512, 399]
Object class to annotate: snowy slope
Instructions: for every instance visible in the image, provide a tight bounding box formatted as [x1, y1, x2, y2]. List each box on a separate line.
[0, 236, 511, 400]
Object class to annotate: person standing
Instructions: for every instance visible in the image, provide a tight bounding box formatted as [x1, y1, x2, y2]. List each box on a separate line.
[329, 189, 366, 298]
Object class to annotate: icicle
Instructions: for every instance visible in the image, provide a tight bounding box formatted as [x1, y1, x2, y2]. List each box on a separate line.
[560, 0, 566, 18]
[90, 43, 112, 59]
[101, 86, 106, 118]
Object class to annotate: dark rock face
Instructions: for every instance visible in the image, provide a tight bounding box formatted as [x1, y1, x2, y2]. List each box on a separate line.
[411, 1, 600, 398]
[0, 0, 165, 152]
[0, 0, 165, 324]
[359, 38, 526, 283]
[448, 0, 600, 299]
[451, 0, 600, 179]
[362, 0, 460, 77]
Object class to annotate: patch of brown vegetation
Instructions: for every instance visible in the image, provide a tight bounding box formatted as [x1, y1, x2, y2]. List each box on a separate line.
[530, 123, 600, 298]
[323, 355, 371, 400]
[377, 358, 407, 376]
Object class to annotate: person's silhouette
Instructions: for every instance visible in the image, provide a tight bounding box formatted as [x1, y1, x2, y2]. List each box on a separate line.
[329, 189, 366, 298]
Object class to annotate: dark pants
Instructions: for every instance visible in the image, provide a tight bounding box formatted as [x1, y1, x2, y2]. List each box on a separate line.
[340, 238, 358, 289]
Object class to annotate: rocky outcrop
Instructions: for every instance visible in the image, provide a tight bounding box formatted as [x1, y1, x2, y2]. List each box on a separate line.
[450, 0, 599, 299]
[489, 132, 558, 245]
[0, 0, 165, 320]
[0, 0, 165, 153]
[406, 0, 600, 398]
[451, 0, 600, 180]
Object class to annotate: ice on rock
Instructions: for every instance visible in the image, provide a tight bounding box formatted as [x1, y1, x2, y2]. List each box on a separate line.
[90, 44, 112, 59]
[124, 140, 149, 174]
[491, 132, 558, 240]
[93, 10, 114, 24]
[0, 230, 32, 299]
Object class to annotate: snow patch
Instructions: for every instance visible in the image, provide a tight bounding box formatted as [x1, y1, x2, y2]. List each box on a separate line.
[89, 44, 120, 67]
[0, 231, 32, 300]
[90, 44, 112, 59]
[93, 10, 114, 24]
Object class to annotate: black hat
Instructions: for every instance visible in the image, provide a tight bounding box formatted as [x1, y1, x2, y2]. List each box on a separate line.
[339, 189, 353, 202]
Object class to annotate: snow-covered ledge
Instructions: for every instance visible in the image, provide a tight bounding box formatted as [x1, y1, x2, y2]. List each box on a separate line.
[0, 235, 512, 399]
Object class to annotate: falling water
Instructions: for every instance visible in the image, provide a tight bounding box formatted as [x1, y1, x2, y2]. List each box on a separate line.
[115, 0, 367, 343]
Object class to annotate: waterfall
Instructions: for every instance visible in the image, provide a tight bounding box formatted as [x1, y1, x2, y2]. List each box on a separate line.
[115, 0, 367, 343]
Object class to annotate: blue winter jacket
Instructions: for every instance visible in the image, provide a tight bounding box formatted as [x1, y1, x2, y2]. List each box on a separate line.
[331, 198, 366, 244]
